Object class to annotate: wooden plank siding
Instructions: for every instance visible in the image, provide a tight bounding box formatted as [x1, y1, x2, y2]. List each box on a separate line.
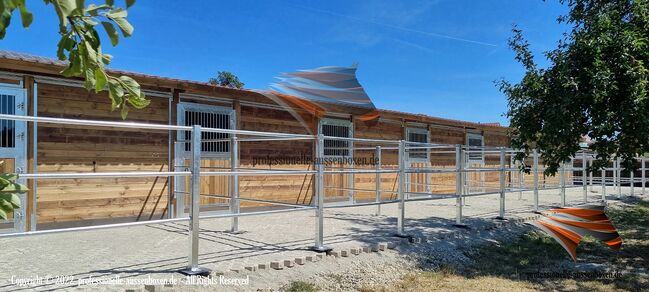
[35, 84, 170, 224]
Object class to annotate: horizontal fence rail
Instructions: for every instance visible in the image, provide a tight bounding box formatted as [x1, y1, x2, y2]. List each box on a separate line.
[0, 113, 646, 275]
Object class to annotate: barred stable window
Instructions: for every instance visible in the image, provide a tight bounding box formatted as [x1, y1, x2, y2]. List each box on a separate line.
[321, 119, 352, 157]
[180, 104, 234, 156]
[0, 94, 15, 148]
[467, 133, 484, 162]
[407, 128, 429, 160]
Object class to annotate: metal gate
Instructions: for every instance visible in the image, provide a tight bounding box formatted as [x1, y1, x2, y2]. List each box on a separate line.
[174, 102, 235, 217]
[0, 86, 27, 233]
[319, 118, 354, 203]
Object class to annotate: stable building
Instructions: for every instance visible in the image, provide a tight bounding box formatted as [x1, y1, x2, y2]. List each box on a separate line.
[0, 50, 510, 232]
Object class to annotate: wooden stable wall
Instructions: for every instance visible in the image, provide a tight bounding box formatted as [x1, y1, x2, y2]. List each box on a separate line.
[238, 106, 314, 206]
[0, 55, 511, 228]
[35, 83, 170, 225]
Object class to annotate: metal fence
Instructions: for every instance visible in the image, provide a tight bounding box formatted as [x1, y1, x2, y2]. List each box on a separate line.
[0, 113, 646, 275]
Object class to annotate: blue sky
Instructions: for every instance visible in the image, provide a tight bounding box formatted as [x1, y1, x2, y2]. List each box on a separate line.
[0, 0, 570, 125]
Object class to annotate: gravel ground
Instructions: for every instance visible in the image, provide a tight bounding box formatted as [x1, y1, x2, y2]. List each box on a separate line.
[0, 186, 639, 291]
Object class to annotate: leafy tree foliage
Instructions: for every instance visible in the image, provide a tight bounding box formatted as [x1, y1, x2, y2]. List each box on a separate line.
[0, 0, 148, 119]
[0, 0, 146, 215]
[209, 71, 245, 89]
[498, 0, 649, 174]
[0, 163, 26, 220]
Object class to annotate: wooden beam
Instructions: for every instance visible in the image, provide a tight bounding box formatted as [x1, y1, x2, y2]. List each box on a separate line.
[23, 75, 35, 231]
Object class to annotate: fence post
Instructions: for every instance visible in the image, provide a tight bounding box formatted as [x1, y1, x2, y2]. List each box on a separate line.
[375, 146, 382, 216]
[588, 155, 593, 193]
[312, 134, 331, 252]
[612, 159, 616, 194]
[642, 158, 646, 195]
[497, 148, 506, 220]
[516, 155, 523, 200]
[630, 158, 635, 196]
[559, 162, 566, 207]
[582, 151, 588, 203]
[230, 136, 240, 233]
[601, 162, 607, 201]
[454, 145, 466, 227]
[533, 149, 539, 212]
[179, 125, 210, 276]
[616, 158, 622, 198]
[395, 140, 408, 237]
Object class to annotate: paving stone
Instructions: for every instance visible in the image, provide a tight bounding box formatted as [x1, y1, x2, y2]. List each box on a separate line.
[258, 263, 268, 270]
[245, 266, 257, 272]
[340, 250, 349, 257]
[378, 243, 388, 251]
[294, 257, 306, 265]
[283, 260, 294, 268]
[270, 261, 283, 270]
[387, 242, 397, 249]
[362, 246, 372, 253]
[327, 251, 340, 258]
[350, 248, 360, 255]
[144, 285, 160, 292]
[305, 255, 318, 262]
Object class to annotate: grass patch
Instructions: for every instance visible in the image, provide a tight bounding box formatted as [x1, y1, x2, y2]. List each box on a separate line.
[282, 280, 319, 292]
[378, 199, 649, 291]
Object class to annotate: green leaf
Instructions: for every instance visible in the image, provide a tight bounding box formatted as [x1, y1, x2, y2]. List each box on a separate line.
[118, 75, 140, 97]
[61, 51, 83, 77]
[120, 103, 129, 119]
[112, 16, 133, 36]
[0, 182, 28, 193]
[107, 78, 124, 110]
[81, 16, 97, 26]
[105, 0, 114, 6]
[83, 64, 96, 90]
[56, 35, 74, 60]
[0, 208, 7, 220]
[55, 0, 78, 17]
[127, 93, 150, 109]
[101, 21, 118, 46]
[106, 9, 133, 37]
[101, 53, 112, 65]
[95, 67, 107, 92]
[83, 40, 98, 65]
[0, 193, 22, 208]
[126, 0, 135, 8]
[106, 8, 127, 18]
[18, 4, 32, 27]
[74, 0, 86, 14]
[0, 173, 18, 181]
[85, 4, 109, 15]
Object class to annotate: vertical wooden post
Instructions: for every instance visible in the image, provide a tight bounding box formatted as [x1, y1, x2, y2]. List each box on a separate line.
[24, 75, 35, 231]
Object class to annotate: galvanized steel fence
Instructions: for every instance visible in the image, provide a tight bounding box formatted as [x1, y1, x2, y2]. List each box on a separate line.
[0, 113, 645, 275]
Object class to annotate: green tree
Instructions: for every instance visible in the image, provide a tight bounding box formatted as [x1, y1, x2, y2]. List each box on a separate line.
[0, 0, 147, 218]
[498, 0, 649, 174]
[209, 71, 245, 89]
[1, 0, 149, 119]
